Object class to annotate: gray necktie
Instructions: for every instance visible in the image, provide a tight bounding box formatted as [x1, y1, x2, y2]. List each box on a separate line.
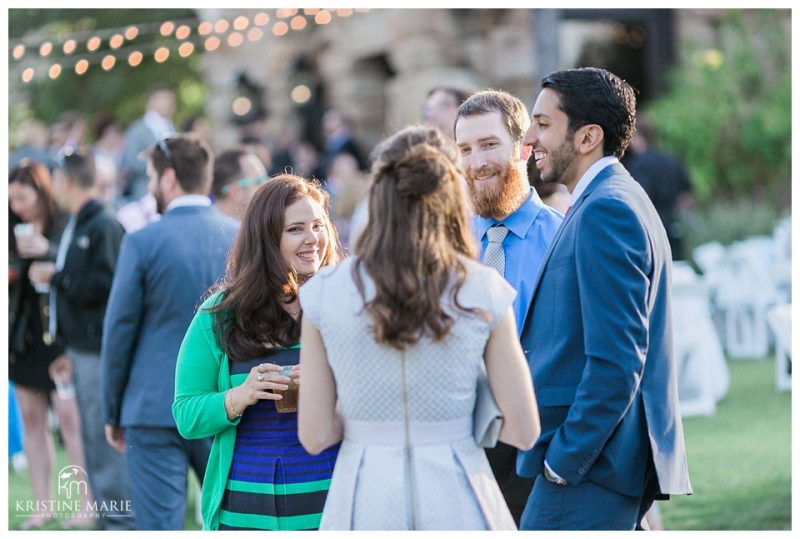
[482, 225, 509, 276]
[49, 215, 76, 338]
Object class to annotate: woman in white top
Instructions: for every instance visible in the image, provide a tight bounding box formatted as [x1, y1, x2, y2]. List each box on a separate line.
[297, 125, 539, 530]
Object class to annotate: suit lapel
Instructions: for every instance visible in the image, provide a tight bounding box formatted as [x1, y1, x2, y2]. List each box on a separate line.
[520, 163, 624, 332]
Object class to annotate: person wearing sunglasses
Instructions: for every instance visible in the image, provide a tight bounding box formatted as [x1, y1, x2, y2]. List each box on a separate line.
[211, 148, 268, 221]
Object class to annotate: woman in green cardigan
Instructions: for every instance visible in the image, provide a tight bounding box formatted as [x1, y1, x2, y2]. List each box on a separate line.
[173, 174, 342, 530]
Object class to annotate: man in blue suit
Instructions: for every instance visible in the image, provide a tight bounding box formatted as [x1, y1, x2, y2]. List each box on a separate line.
[101, 134, 239, 529]
[517, 68, 692, 530]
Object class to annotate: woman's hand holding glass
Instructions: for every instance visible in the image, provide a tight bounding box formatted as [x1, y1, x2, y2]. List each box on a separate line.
[226, 363, 292, 420]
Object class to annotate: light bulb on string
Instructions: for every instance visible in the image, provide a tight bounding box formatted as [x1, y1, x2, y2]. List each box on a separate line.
[12, 44, 25, 60]
[75, 59, 89, 75]
[63, 39, 77, 55]
[254, 13, 270, 26]
[128, 51, 143, 67]
[22, 68, 34, 83]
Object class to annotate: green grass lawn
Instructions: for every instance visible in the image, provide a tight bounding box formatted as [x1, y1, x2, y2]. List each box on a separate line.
[8, 358, 790, 530]
[660, 357, 792, 530]
[7, 448, 201, 530]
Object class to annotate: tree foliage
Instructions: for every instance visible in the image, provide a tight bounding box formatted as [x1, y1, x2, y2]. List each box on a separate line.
[647, 10, 790, 206]
[9, 9, 206, 141]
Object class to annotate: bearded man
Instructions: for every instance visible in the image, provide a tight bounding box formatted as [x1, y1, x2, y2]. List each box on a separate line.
[454, 89, 563, 525]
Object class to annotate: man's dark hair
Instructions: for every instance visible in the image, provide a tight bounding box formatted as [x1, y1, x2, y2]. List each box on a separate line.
[541, 67, 636, 159]
[212, 148, 247, 198]
[55, 151, 95, 189]
[149, 135, 214, 194]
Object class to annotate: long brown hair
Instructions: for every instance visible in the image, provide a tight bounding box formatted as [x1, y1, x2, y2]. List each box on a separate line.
[210, 174, 341, 361]
[8, 159, 60, 236]
[354, 125, 478, 350]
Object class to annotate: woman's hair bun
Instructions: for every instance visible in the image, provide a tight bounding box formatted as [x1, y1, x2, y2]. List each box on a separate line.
[393, 143, 455, 198]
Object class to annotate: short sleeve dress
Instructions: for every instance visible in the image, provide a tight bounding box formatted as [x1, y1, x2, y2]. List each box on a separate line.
[299, 256, 518, 530]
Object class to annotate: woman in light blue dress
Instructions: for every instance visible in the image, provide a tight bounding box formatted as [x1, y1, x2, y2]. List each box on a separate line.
[297, 126, 540, 530]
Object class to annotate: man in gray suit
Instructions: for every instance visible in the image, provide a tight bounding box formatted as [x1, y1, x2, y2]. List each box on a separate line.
[118, 87, 176, 204]
[101, 134, 239, 529]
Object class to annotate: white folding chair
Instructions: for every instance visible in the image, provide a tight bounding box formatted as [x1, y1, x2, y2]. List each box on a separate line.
[767, 304, 792, 391]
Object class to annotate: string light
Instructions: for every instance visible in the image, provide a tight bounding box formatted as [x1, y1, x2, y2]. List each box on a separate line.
[291, 84, 311, 104]
[290, 16, 307, 30]
[204, 36, 221, 52]
[154, 47, 170, 63]
[232, 96, 252, 116]
[315, 11, 332, 25]
[273, 21, 289, 36]
[12, 9, 372, 84]
[178, 42, 194, 57]
[227, 32, 244, 47]
[128, 51, 143, 66]
[214, 19, 229, 33]
[247, 27, 264, 41]
[175, 25, 191, 40]
[87, 36, 101, 51]
[276, 8, 297, 18]
[233, 16, 249, 31]
[109, 34, 125, 49]
[160, 21, 175, 36]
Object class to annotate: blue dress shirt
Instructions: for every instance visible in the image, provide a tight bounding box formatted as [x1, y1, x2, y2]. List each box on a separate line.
[473, 188, 563, 336]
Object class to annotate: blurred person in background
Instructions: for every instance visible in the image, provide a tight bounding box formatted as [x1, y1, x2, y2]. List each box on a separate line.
[422, 85, 474, 140]
[320, 108, 367, 174]
[239, 135, 274, 175]
[91, 114, 126, 208]
[173, 174, 341, 530]
[10, 119, 51, 169]
[48, 111, 86, 161]
[9, 160, 90, 530]
[623, 112, 694, 260]
[28, 151, 132, 530]
[102, 134, 239, 530]
[182, 115, 212, 143]
[211, 148, 268, 221]
[324, 152, 369, 250]
[119, 86, 176, 204]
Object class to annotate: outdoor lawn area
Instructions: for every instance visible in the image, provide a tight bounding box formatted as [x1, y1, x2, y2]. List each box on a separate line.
[660, 357, 792, 530]
[7, 358, 791, 531]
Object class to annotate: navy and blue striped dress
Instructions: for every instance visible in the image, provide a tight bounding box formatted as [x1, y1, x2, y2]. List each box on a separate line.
[219, 345, 339, 530]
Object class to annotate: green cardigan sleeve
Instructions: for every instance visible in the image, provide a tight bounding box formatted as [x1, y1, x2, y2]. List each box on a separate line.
[172, 293, 240, 439]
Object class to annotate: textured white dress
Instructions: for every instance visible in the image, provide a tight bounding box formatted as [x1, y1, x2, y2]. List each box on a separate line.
[299, 256, 517, 530]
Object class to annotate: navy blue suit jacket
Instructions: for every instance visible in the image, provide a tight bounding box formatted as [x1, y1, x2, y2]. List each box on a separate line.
[517, 162, 691, 499]
[101, 205, 238, 428]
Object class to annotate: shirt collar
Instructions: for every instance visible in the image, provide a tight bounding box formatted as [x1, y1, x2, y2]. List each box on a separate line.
[166, 194, 212, 212]
[474, 188, 545, 240]
[570, 156, 619, 204]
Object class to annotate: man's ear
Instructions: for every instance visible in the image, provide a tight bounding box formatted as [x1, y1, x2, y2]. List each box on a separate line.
[575, 124, 604, 155]
[161, 167, 178, 191]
